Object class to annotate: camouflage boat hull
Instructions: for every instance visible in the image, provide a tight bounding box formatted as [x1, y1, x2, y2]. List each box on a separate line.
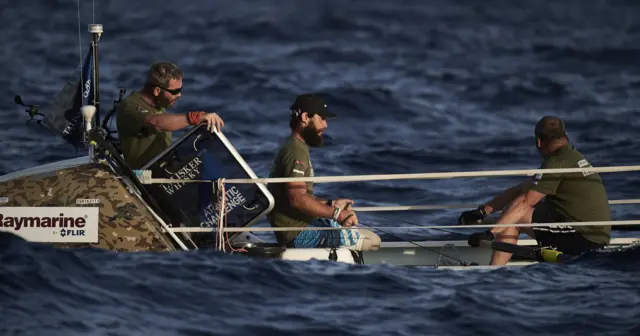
[0, 160, 177, 252]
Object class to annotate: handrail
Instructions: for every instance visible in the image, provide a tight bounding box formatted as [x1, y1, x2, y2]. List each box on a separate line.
[132, 164, 640, 241]
[351, 199, 640, 212]
[165, 219, 640, 233]
[134, 165, 640, 185]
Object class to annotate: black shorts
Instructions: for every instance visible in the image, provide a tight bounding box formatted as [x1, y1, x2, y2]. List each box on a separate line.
[531, 202, 604, 255]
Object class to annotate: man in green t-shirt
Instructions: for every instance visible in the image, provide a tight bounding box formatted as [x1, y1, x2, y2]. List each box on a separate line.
[116, 61, 225, 169]
[267, 93, 381, 251]
[458, 116, 612, 265]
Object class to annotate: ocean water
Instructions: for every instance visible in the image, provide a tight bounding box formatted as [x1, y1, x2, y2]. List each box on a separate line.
[2, 232, 640, 336]
[1, 0, 640, 334]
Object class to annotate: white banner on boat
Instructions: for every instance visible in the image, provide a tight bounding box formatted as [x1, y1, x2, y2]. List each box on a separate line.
[0, 207, 99, 243]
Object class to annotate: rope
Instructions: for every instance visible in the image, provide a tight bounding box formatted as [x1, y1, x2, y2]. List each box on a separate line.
[134, 165, 640, 185]
[166, 219, 640, 233]
[216, 179, 226, 251]
[212, 179, 246, 252]
[351, 199, 640, 212]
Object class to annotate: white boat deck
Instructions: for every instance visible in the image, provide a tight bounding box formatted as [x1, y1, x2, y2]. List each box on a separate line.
[359, 237, 638, 266]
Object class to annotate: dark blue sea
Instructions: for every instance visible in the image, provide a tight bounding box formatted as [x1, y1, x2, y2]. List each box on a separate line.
[2, 0, 640, 335]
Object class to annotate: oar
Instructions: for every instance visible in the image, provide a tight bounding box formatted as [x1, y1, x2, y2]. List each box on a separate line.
[469, 231, 571, 263]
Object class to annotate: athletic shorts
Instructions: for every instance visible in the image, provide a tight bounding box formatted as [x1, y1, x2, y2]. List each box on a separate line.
[531, 202, 604, 255]
[291, 218, 361, 249]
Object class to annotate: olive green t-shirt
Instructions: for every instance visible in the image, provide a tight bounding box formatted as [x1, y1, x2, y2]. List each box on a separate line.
[266, 135, 315, 246]
[530, 144, 612, 245]
[116, 92, 172, 169]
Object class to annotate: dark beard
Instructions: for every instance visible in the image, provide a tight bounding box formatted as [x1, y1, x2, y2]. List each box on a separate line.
[154, 95, 173, 110]
[301, 125, 324, 147]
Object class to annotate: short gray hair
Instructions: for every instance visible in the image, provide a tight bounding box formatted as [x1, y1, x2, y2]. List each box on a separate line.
[146, 61, 183, 88]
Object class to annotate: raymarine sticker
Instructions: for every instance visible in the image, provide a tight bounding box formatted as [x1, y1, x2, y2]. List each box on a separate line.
[0, 207, 99, 243]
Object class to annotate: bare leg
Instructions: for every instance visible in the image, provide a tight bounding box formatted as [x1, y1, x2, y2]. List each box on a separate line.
[489, 195, 536, 265]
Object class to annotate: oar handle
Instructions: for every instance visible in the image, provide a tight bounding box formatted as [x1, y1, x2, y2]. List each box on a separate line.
[539, 248, 571, 263]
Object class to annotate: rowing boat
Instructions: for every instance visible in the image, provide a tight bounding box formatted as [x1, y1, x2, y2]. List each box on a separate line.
[1, 23, 639, 270]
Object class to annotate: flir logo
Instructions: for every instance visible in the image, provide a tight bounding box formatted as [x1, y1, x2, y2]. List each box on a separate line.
[59, 227, 86, 237]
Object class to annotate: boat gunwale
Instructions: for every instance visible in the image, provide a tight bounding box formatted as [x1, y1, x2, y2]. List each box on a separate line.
[0, 156, 90, 183]
[376, 237, 638, 248]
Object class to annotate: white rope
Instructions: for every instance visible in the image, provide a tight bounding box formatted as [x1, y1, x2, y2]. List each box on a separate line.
[135, 165, 640, 185]
[217, 179, 226, 251]
[352, 199, 640, 212]
[165, 219, 640, 233]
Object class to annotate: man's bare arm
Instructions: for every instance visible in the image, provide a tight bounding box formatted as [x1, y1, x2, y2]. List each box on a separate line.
[144, 114, 190, 132]
[286, 182, 335, 218]
[286, 182, 354, 223]
[483, 179, 534, 215]
[145, 111, 224, 132]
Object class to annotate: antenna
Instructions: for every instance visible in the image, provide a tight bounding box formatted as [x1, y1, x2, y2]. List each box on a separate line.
[87, 23, 102, 162]
[88, 23, 102, 132]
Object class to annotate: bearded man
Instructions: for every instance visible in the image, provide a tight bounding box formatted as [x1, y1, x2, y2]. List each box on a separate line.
[116, 61, 225, 169]
[266, 94, 381, 251]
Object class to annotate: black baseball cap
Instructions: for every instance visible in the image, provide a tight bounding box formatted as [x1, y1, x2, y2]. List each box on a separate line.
[290, 93, 337, 119]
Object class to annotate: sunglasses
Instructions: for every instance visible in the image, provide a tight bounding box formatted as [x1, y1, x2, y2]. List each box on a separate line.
[158, 86, 182, 95]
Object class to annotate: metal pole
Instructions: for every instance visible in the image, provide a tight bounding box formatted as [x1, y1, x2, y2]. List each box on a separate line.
[87, 24, 103, 162]
[88, 24, 102, 129]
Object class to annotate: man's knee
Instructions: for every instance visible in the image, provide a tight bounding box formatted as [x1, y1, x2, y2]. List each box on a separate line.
[506, 194, 529, 212]
[504, 195, 536, 224]
[357, 229, 381, 251]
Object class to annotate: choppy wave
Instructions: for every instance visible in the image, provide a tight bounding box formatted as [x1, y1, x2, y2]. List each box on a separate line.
[2, 232, 640, 336]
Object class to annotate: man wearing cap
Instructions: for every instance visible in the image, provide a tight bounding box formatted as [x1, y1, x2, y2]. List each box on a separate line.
[266, 93, 381, 251]
[458, 116, 612, 265]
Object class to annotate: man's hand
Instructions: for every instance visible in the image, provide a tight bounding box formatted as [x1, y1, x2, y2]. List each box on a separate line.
[202, 112, 224, 132]
[332, 199, 354, 210]
[338, 209, 359, 227]
[458, 206, 487, 225]
[186, 111, 225, 132]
